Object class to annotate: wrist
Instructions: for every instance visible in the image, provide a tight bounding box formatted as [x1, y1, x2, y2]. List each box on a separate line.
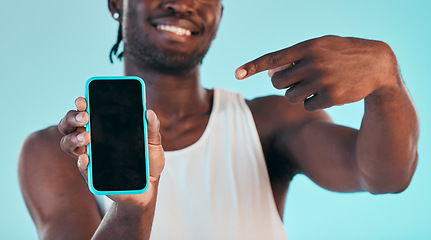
[113, 196, 158, 222]
[366, 78, 403, 102]
[370, 41, 403, 96]
[109, 181, 160, 211]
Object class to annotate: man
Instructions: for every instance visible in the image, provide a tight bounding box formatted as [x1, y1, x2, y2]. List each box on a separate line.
[18, 0, 419, 239]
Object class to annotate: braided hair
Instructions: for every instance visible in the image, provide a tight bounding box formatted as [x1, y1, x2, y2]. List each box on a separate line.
[109, 23, 124, 63]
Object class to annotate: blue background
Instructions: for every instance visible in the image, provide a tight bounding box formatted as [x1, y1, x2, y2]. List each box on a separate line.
[1, 0, 430, 239]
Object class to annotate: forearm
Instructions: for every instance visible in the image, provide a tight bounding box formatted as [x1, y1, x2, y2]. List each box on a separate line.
[92, 194, 158, 240]
[356, 79, 419, 194]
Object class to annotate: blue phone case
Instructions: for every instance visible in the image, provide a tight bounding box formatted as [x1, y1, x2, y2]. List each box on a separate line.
[85, 76, 150, 195]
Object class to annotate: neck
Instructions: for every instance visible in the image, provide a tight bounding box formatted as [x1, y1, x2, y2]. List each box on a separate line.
[123, 56, 211, 120]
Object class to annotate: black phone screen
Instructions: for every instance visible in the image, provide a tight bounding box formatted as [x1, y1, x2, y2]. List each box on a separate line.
[88, 79, 147, 192]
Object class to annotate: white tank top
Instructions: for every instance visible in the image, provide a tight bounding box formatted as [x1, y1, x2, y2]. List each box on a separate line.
[96, 88, 287, 239]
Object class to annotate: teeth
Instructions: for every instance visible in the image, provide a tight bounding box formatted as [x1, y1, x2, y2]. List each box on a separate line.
[157, 24, 192, 36]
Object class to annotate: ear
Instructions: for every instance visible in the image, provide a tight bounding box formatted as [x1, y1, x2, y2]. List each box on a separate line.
[108, 0, 124, 20]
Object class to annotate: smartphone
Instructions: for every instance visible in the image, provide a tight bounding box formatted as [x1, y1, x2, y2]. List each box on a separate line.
[85, 76, 149, 195]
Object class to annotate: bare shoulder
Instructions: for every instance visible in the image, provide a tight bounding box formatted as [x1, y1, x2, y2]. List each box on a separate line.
[20, 126, 64, 159]
[19, 126, 69, 183]
[18, 126, 100, 239]
[19, 126, 76, 183]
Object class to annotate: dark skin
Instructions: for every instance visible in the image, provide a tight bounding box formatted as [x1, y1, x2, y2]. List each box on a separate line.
[18, 0, 419, 239]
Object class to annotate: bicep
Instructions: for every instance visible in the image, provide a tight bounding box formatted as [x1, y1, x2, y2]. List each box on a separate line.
[281, 114, 365, 192]
[18, 128, 101, 239]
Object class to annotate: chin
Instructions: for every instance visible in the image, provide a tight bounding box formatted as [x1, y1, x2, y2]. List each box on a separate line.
[126, 48, 203, 75]
[124, 38, 208, 75]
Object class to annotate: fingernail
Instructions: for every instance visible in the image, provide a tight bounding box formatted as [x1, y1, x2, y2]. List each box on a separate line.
[77, 157, 81, 168]
[146, 110, 152, 120]
[77, 133, 85, 142]
[235, 69, 247, 79]
[75, 112, 84, 122]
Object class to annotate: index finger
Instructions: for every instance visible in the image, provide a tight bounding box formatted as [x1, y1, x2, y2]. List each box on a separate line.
[235, 42, 306, 80]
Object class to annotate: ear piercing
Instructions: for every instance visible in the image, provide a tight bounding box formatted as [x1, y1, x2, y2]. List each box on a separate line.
[113, 12, 120, 20]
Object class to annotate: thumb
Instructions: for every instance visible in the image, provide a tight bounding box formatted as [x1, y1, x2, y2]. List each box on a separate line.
[146, 109, 162, 146]
[146, 109, 165, 180]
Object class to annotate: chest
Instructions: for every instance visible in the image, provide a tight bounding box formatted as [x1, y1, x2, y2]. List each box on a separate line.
[151, 122, 286, 239]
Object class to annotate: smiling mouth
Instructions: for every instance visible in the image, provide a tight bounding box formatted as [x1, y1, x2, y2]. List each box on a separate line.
[156, 24, 193, 36]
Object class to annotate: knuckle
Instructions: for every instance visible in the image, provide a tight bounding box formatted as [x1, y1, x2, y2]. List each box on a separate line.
[267, 53, 281, 65]
[60, 136, 70, 153]
[75, 127, 87, 134]
[148, 132, 162, 145]
[58, 119, 66, 134]
[305, 37, 324, 51]
[302, 40, 314, 52]
[317, 35, 342, 46]
[322, 34, 340, 41]
[66, 110, 78, 125]
[249, 61, 260, 74]
[66, 110, 76, 119]
[75, 146, 86, 155]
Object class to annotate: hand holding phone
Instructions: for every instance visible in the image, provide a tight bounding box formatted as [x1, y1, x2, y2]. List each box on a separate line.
[86, 76, 151, 195]
[58, 77, 165, 206]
